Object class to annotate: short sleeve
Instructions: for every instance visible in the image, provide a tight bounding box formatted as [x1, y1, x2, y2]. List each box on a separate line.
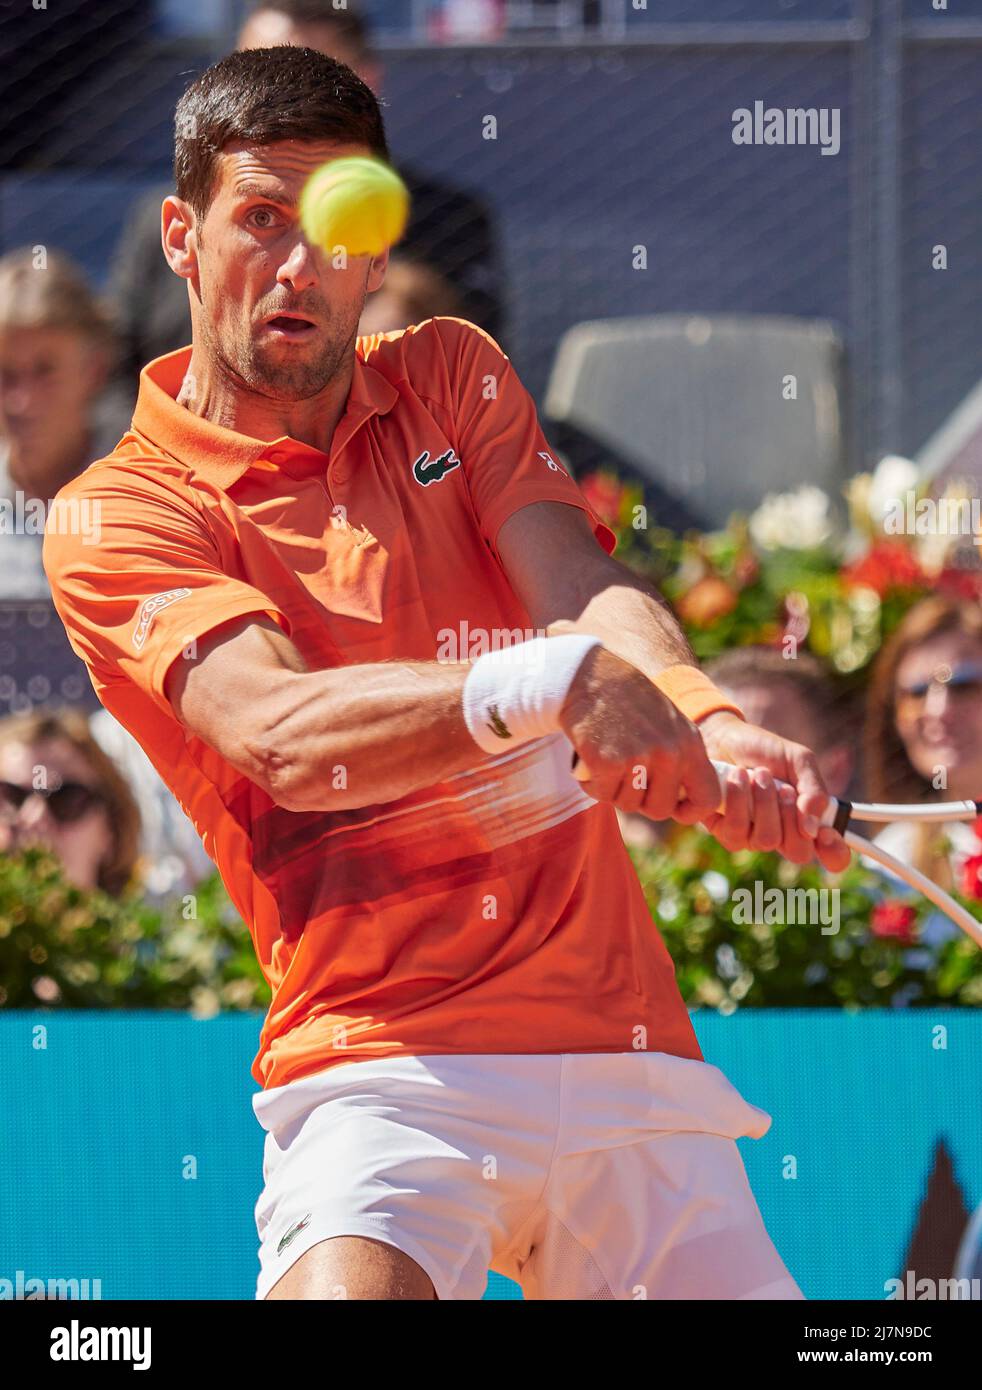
[42, 469, 292, 718]
[432, 318, 617, 560]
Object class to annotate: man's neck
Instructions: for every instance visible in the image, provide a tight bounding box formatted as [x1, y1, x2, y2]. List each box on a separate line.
[176, 346, 355, 455]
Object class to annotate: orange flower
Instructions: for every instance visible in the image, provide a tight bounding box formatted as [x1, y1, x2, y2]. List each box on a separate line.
[676, 575, 739, 628]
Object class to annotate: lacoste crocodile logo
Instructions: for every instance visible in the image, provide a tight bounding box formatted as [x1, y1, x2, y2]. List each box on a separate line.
[485, 703, 512, 741]
[412, 448, 461, 487]
[277, 1213, 311, 1256]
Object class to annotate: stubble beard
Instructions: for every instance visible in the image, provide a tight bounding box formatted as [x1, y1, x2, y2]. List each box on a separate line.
[241, 322, 353, 400]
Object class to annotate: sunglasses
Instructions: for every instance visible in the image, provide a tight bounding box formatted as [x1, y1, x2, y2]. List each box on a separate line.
[0, 779, 107, 826]
[896, 662, 982, 704]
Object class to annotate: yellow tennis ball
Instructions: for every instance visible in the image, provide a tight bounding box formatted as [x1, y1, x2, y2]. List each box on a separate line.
[299, 156, 409, 259]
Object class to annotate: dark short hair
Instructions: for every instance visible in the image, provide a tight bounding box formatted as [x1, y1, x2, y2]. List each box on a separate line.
[174, 45, 389, 220]
[244, 0, 372, 58]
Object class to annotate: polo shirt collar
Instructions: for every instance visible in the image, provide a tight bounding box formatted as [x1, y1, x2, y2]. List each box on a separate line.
[130, 345, 399, 488]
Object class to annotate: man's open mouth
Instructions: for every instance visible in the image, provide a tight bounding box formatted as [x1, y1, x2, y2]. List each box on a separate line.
[264, 315, 316, 336]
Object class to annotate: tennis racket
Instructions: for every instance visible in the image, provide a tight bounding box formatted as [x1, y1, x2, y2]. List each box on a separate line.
[707, 760, 982, 948]
[571, 748, 982, 946]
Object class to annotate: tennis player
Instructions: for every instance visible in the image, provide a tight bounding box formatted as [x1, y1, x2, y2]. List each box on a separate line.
[44, 46, 849, 1300]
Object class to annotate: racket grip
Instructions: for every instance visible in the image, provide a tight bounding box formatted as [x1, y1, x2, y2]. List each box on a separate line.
[570, 748, 843, 830]
[710, 759, 840, 828]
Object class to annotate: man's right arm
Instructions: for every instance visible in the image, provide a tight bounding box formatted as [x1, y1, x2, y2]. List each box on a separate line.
[44, 475, 687, 817]
[164, 614, 719, 821]
[165, 614, 480, 813]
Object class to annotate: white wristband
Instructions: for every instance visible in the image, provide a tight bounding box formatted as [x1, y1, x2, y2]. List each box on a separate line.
[461, 634, 602, 755]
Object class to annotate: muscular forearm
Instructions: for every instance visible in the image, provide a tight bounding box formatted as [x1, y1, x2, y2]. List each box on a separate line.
[263, 659, 480, 812]
[556, 557, 697, 682]
[261, 560, 701, 813]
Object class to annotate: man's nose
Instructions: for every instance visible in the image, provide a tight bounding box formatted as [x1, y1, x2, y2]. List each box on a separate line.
[277, 238, 319, 292]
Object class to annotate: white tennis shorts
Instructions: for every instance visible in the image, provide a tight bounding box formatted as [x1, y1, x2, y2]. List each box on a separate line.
[252, 1050, 803, 1301]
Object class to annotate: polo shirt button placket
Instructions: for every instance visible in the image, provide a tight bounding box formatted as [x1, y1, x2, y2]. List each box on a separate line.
[321, 462, 342, 527]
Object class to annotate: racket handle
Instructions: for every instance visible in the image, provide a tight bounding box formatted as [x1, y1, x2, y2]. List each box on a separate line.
[710, 759, 841, 828]
[570, 747, 845, 830]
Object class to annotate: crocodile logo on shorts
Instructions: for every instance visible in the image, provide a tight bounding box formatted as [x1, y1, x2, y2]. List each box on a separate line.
[485, 703, 512, 741]
[412, 448, 461, 487]
[277, 1213, 311, 1256]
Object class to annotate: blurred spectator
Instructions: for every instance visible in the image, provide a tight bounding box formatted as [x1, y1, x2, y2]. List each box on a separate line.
[0, 248, 119, 508]
[0, 248, 125, 599]
[0, 708, 140, 898]
[358, 254, 466, 337]
[108, 0, 505, 395]
[705, 645, 856, 799]
[865, 595, 982, 900]
[0, 247, 214, 904]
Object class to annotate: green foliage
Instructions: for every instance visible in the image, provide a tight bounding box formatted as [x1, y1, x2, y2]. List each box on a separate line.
[630, 827, 982, 1010]
[0, 847, 269, 1013]
[3, 831, 980, 1015]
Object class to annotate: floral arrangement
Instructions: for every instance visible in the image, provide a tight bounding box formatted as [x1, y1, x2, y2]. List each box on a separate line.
[630, 826, 982, 1010]
[581, 455, 982, 673]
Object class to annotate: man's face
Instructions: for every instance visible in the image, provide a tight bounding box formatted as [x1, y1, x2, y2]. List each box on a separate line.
[183, 140, 388, 401]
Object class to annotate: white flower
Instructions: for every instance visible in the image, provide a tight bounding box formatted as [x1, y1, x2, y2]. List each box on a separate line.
[701, 870, 731, 903]
[867, 454, 919, 530]
[748, 486, 834, 551]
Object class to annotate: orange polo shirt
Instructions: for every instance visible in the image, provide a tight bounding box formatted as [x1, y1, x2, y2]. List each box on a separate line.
[43, 316, 702, 1088]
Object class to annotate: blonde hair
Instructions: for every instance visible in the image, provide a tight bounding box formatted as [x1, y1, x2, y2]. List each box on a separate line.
[0, 247, 117, 364]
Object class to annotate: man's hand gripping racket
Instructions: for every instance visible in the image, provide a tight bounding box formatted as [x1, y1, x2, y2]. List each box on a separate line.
[711, 761, 982, 948]
[571, 745, 982, 948]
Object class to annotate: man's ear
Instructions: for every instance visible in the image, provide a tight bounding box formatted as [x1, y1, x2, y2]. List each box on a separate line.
[366, 247, 389, 293]
[161, 195, 199, 286]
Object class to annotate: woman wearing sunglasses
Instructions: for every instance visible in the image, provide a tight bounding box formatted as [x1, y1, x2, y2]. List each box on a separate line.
[864, 595, 982, 948]
[0, 707, 141, 897]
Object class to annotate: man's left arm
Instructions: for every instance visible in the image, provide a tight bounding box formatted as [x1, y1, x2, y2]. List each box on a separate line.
[496, 500, 849, 870]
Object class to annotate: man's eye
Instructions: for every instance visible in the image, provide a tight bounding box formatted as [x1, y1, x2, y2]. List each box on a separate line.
[249, 208, 279, 229]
